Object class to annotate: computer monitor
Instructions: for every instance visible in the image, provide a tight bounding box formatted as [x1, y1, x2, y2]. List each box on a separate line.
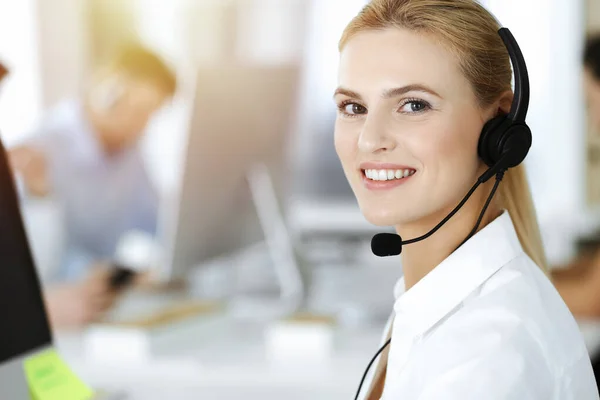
[0, 138, 53, 399]
[155, 64, 302, 291]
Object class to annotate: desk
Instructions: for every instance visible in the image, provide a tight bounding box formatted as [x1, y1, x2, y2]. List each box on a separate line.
[52, 307, 600, 400]
[54, 312, 385, 400]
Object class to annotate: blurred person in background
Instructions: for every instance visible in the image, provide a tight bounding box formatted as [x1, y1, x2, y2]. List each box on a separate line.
[7, 43, 177, 329]
[551, 32, 600, 391]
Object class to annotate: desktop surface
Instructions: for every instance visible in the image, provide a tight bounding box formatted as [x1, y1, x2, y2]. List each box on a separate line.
[52, 247, 389, 399]
[50, 252, 600, 400]
[55, 310, 384, 400]
[54, 301, 600, 400]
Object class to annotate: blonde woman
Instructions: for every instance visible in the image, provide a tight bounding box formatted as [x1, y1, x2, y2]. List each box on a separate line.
[333, 0, 599, 398]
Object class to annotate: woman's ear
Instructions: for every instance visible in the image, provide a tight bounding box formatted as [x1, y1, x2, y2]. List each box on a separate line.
[497, 90, 513, 116]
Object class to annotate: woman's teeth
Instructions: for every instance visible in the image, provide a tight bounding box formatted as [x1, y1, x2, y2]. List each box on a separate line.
[364, 169, 415, 181]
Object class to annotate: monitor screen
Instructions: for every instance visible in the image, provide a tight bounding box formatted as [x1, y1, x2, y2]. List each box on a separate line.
[0, 140, 52, 364]
[156, 64, 300, 281]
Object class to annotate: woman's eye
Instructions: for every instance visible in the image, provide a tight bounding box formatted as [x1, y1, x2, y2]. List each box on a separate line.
[343, 103, 367, 115]
[399, 100, 429, 113]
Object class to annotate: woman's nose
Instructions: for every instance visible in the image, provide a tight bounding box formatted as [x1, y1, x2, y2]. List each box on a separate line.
[357, 115, 397, 154]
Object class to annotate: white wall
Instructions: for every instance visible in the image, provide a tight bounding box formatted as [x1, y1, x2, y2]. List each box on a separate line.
[0, 0, 88, 145]
[35, 0, 89, 108]
[0, 0, 43, 146]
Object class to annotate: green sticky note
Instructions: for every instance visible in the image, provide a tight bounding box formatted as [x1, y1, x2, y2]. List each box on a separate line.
[24, 348, 94, 400]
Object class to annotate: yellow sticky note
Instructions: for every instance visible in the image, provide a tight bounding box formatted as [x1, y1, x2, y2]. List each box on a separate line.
[24, 348, 94, 400]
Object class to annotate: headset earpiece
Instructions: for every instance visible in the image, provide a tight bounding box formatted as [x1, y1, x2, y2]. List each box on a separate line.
[496, 123, 532, 169]
[478, 115, 508, 167]
[476, 28, 532, 174]
[477, 115, 532, 172]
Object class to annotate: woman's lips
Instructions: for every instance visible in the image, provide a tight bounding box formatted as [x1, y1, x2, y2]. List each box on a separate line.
[361, 167, 416, 190]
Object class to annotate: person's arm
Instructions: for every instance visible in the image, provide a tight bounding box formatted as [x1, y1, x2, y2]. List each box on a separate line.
[43, 262, 122, 330]
[7, 144, 51, 197]
[6, 102, 69, 199]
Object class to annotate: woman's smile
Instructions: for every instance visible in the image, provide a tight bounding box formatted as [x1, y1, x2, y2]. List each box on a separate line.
[360, 162, 417, 190]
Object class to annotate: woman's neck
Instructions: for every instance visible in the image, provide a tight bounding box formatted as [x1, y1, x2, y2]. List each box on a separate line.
[398, 190, 502, 291]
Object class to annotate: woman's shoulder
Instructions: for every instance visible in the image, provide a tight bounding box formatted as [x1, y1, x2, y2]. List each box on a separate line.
[386, 253, 598, 398]
[443, 253, 589, 368]
[404, 299, 596, 399]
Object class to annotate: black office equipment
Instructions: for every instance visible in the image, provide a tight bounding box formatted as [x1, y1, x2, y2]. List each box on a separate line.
[0, 136, 52, 364]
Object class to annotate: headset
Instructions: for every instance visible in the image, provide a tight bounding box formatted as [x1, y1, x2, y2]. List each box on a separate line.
[356, 27, 531, 400]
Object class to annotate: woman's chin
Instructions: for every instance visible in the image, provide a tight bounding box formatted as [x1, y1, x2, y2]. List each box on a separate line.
[361, 209, 403, 227]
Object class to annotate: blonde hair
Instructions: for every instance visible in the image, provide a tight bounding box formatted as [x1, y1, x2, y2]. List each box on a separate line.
[339, 0, 548, 277]
[102, 42, 177, 96]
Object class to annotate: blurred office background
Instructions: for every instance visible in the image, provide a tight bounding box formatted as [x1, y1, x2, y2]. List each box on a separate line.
[0, 0, 598, 399]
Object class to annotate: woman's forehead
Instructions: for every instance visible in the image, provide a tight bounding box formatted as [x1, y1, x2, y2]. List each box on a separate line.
[337, 28, 469, 100]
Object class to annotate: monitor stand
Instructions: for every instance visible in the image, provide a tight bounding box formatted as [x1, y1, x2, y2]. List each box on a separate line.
[230, 163, 308, 319]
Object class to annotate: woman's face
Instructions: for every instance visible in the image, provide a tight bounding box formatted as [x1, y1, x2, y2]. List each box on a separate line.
[90, 73, 168, 152]
[334, 28, 491, 228]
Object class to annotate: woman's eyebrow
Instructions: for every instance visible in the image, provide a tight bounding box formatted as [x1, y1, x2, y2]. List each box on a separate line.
[382, 84, 441, 99]
[333, 87, 362, 100]
[333, 84, 442, 100]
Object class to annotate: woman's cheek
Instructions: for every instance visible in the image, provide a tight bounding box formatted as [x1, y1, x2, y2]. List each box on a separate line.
[334, 127, 357, 163]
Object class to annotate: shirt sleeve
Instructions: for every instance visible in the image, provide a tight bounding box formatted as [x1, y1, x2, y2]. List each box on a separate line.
[12, 106, 70, 280]
[9, 117, 61, 201]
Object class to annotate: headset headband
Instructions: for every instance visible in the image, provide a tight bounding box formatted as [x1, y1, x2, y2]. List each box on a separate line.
[498, 28, 529, 123]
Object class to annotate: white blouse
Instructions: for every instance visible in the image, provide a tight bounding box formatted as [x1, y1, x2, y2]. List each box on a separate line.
[371, 211, 599, 399]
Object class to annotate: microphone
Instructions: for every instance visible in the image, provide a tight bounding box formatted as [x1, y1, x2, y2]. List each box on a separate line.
[372, 233, 403, 256]
[371, 167, 505, 257]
